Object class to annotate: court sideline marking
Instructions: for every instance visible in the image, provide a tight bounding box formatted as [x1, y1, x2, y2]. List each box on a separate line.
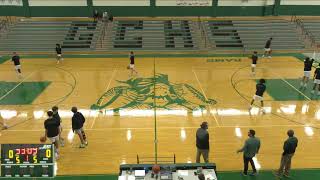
[192, 68, 220, 127]
[90, 67, 118, 129]
[0, 71, 37, 102]
[3, 124, 308, 132]
[264, 67, 312, 101]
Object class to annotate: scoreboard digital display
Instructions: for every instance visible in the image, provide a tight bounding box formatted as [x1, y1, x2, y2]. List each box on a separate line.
[0, 144, 55, 178]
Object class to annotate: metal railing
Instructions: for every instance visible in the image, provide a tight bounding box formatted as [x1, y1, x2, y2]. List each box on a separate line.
[292, 15, 317, 48]
[100, 20, 108, 48]
[198, 17, 208, 49]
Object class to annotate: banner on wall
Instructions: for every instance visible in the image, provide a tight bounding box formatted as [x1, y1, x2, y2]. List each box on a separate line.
[157, 0, 212, 6]
[93, 0, 150, 6]
[0, 0, 23, 6]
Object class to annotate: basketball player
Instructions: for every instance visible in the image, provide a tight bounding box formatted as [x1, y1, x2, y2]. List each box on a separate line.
[301, 57, 314, 88]
[251, 51, 258, 76]
[311, 64, 320, 95]
[71, 107, 88, 148]
[262, 38, 272, 58]
[129, 51, 138, 76]
[55, 44, 63, 64]
[52, 106, 64, 147]
[44, 111, 60, 159]
[249, 79, 266, 114]
[12, 52, 22, 78]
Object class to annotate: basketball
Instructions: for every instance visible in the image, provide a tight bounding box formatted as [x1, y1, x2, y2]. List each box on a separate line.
[40, 136, 46, 143]
[152, 164, 160, 174]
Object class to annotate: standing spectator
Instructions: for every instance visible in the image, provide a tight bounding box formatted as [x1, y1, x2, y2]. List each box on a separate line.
[12, 52, 22, 78]
[237, 129, 261, 176]
[196, 122, 209, 163]
[71, 107, 88, 148]
[273, 130, 298, 178]
[44, 111, 60, 159]
[262, 37, 272, 58]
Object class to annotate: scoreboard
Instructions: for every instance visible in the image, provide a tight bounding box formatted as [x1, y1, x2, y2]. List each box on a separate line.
[0, 144, 55, 178]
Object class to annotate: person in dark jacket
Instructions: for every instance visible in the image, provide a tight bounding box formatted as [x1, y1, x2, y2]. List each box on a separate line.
[196, 122, 209, 163]
[274, 130, 298, 178]
[52, 106, 64, 147]
[71, 107, 88, 148]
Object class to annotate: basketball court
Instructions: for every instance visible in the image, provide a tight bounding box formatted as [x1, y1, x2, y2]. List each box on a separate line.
[0, 53, 320, 175]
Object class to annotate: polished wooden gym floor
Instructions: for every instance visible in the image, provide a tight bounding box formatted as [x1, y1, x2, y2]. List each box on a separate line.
[0, 54, 320, 175]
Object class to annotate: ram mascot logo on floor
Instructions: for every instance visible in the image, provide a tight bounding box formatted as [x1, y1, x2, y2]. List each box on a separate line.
[90, 74, 216, 112]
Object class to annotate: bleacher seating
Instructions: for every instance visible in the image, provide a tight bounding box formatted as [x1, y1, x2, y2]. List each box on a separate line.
[233, 19, 305, 51]
[299, 19, 320, 47]
[205, 19, 304, 51]
[0, 18, 310, 53]
[109, 20, 198, 50]
[0, 19, 101, 52]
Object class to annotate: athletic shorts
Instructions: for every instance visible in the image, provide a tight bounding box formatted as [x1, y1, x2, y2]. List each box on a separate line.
[129, 64, 135, 69]
[253, 95, 263, 101]
[314, 79, 320, 84]
[15, 65, 21, 70]
[74, 127, 84, 134]
[304, 71, 311, 78]
[57, 54, 62, 57]
[251, 64, 256, 68]
[48, 135, 59, 143]
[264, 48, 271, 52]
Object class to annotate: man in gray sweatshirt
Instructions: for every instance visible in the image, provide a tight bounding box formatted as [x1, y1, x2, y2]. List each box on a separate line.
[196, 122, 209, 163]
[274, 129, 298, 178]
[237, 129, 261, 176]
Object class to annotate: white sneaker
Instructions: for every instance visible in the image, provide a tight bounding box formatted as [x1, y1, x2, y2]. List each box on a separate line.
[262, 55, 265, 58]
[268, 56, 272, 59]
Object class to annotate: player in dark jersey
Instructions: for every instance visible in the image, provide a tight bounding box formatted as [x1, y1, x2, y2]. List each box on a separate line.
[44, 111, 60, 159]
[128, 51, 138, 76]
[249, 79, 266, 114]
[71, 107, 88, 148]
[55, 44, 63, 64]
[12, 52, 22, 78]
[52, 106, 64, 147]
[301, 57, 314, 88]
[262, 38, 272, 58]
[311, 64, 320, 95]
[251, 51, 258, 76]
